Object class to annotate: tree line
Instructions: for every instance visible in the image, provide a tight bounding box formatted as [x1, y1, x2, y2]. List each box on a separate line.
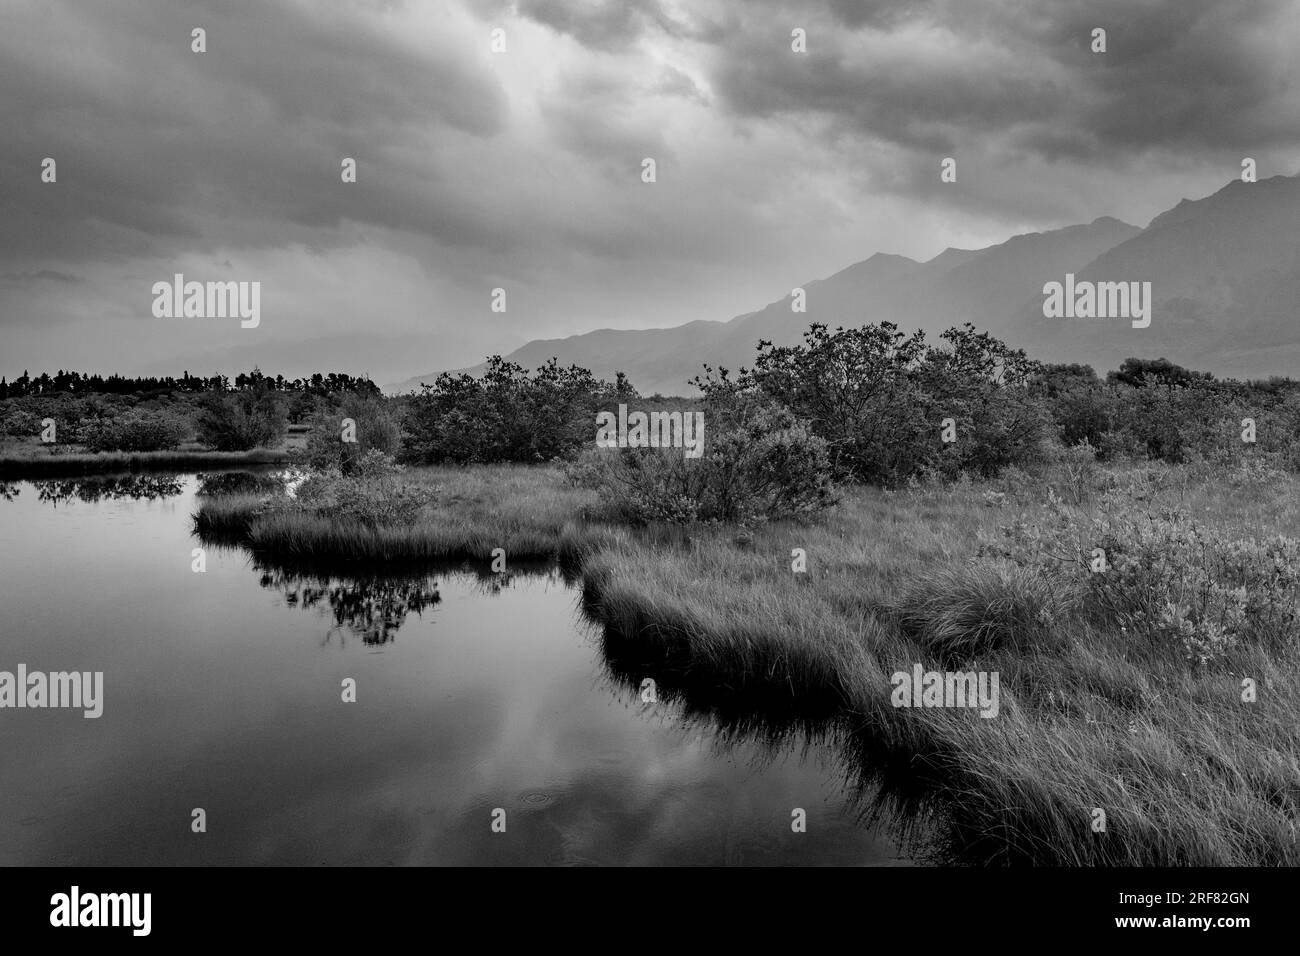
[0, 367, 380, 398]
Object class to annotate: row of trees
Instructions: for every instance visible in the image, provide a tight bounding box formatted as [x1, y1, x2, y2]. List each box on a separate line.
[0, 368, 380, 398]
[0, 379, 367, 452]
[395, 324, 1296, 485]
[10, 323, 1300, 520]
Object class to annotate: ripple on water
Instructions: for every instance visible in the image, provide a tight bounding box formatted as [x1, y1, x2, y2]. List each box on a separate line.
[517, 788, 555, 809]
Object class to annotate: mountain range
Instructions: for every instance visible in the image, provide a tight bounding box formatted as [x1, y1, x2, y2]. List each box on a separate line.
[388, 175, 1300, 395]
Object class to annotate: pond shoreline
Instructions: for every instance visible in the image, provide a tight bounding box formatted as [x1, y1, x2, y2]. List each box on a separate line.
[0, 447, 290, 480]
[5, 474, 908, 865]
[186, 460, 1300, 867]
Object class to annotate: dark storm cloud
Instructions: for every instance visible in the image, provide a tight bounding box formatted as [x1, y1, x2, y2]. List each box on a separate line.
[4, 0, 1299, 383]
[713, 34, 1063, 155]
[0, 0, 508, 263]
[1011, 0, 1300, 159]
[704, 0, 1300, 174]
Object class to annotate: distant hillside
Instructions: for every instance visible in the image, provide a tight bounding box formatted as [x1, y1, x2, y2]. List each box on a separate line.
[389, 174, 1300, 395]
[1014, 175, 1300, 378]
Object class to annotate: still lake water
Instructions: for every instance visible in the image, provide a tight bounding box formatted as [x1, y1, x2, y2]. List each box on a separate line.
[0, 473, 913, 865]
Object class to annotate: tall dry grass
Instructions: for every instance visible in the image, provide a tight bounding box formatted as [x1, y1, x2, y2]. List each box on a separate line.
[580, 462, 1300, 865]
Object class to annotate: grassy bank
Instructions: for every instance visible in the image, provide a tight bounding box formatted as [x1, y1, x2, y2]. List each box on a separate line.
[195, 460, 1300, 865]
[0, 443, 289, 479]
[194, 464, 621, 567]
[580, 465, 1300, 865]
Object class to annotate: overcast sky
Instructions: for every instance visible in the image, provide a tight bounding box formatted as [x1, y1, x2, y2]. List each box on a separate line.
[3, 0, 1299, 383]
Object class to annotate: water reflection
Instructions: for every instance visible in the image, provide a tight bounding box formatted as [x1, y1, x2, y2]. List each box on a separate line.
[229, 513, 936, 860]
[242, 551, 935, 858]
[5, 469, 289, 509]
[255, 562, 442, 646]
[32, 473, 185, 506]
[247, 552, 576, 646]
[591, 612, 944, 863]
[195, 470, 288, 497]
[1, 474, 913, 865]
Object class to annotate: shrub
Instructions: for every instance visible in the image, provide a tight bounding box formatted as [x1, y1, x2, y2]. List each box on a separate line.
[1031, 364, 1114, 450]
[699, 321, 1049, 485]
[980, 474, 1300, 662]
[1, 408, 44, 440]
[301, 394, 401, 474]
[287, 391, 324, 424]
[403, 356, 637, 464]
[1086, 517, 1300, 662]
[1105, 383, 1220, 463]
[281, 451, 434, 527]
[569, 399, 837, 524]
[0, 394, 127, 445]
[82, 411, 188, 452]
[196, 387, 285, 451]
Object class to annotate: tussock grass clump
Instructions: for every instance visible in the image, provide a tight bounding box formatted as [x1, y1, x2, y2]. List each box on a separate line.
[891, 563, 1071, 665]
[190, 492, 269, 536]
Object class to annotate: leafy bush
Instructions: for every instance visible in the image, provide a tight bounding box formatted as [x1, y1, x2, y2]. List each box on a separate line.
[980, 473, 1300, 661]
[1, 408, 44, 440]
[0, 394, 129, 445]
[283, 451, 434, 527]
[82, 411, 188, 452]
[287, 391, 324, 424]
[1103, 382, 1234, 464]
[196, 387, 285, 451]
[301, 394, 401, 474]
[1107, 357, 1214, 388]
[568, 399, 837, 524]
[403, 356, 637, 464]
[1088, 518, 1300, 662]
[1031, 363, 1114, 450]
[699, 321, 1049, 485]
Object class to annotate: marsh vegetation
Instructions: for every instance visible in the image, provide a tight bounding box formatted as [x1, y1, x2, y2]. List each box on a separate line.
[11, 322, 1300, 864]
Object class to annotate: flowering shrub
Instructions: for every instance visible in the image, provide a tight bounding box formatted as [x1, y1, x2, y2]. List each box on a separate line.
[980, 472, 1300, 661]
[1225, 453, 1290, 490]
